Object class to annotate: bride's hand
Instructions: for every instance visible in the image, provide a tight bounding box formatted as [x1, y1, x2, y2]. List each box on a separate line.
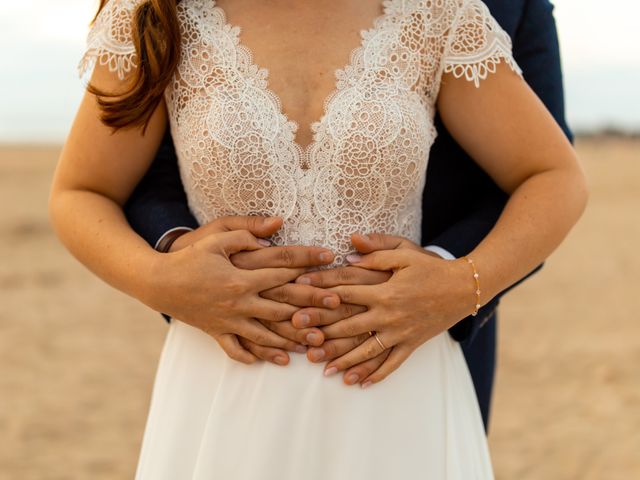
[297, 233, 476, 387]
[145, 216, 339, 365]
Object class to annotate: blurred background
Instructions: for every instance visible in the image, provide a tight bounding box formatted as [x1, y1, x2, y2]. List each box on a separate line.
[0, 1, 638, 479]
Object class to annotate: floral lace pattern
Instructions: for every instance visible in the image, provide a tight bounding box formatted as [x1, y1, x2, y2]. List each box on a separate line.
[79, 0, 522, 266]
[79, 0, 140, 83]
[442, 0, 523, 86]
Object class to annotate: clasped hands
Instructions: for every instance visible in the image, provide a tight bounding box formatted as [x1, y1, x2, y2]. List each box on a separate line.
[148, 215, 475, 388]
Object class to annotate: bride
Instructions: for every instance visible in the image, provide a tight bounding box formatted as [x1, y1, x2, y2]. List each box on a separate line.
[49, 0, 587, 478]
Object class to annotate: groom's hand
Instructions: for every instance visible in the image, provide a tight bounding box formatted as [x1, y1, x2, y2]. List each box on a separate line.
[166, 216, 341, 365]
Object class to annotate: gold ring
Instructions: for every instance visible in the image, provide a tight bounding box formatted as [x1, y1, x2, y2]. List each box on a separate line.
[374, 332, 387, 351]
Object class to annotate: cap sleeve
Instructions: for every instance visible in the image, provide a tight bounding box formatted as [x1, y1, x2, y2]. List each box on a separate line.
[77, 0, 142, 84]
[441, 0, 523, 87]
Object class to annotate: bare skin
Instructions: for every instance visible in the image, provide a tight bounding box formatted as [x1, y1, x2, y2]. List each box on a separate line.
[212, 0, 385, 149]
[50, 0, 588, 386]
[162, 215, 341, 365]
[167, 220, 416, 369]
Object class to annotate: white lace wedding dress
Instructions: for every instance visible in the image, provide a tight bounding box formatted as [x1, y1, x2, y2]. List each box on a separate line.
[81, 0, 522, 478]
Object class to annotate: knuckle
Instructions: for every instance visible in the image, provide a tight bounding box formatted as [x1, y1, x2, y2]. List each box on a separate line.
[230, 252, 247, 268]
[200, 323, 215, 337]
[252, 331, 268, 345]
[372, 369, 390, 383]
[226, 348, 243, 362]
[243, 229, 257, 244]
[249, 344, 267, 359]
[278, 248, 296, 267]
[271, 321, 291, 336]
[310, 310, 331, 325]
[309, 273, 325, 288]
[219, 297, 239, 311]
[377, 287, 396, 306]
[273, 286, 290, 304]
[306, 248, 317, 265]
[216, 215, 230, 228]
[368, 232, 385, 245]
[246, 344, 261, 358]
[336, 267, 352, 284]
[248, 216, 260, 231]
[296, 329, 310, 344]
[354, 362, 374, 377]
[342, 321, 358, 337]
[323, 341, 337, 358]
[268, 307, 292, 323]
[341, 303, 355, 319]
[310, 290, 324, 307]
[337, 288, 352, 304]
[365, 342, 379, 357]
[282, 341, 298, 352]
[224, 278, 250, 296]
[232, 229, 250, 245]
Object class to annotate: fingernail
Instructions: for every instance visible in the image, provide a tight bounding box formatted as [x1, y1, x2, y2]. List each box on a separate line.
[296, 276, 312, 285]
[346, 253, 362, 264]
[298, 314, 310, 327]
[306, 332, 320, 344]
[322, 297, 337, 308]
[319, 252, 332, 263]
[295, 345, 308, 354]
[274, 355, 288, 365]
[361, 381, 373, 389]
[324, 366, 338, 376]
[257, 238, 271, 246]
[309, 348, 325, 362]
[346, 373, 359, 385]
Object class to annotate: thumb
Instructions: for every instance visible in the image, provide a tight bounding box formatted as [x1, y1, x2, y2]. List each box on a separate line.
[351, 232, 412, 254]
[346, 249, 412, 271]
[211, 215, 283, 237]
[208, 229, 267, 257]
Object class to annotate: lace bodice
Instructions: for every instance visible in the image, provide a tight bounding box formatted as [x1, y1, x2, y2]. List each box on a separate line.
[80, 0, 522, 266]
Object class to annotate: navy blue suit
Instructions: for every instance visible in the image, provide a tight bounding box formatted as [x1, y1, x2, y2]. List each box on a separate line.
[124, 0, 572, 431]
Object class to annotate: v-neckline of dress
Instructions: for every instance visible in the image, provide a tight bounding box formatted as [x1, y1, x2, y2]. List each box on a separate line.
[210, 0, 397, 164]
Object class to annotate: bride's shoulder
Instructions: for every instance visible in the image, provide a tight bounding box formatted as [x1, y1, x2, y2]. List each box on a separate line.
[414, 0, 497, 29]
[412, 0, 522, 85]
[78, 0, 146, 84]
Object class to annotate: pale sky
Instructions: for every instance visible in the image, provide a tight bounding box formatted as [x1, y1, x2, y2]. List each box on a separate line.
[0, 0, 638, 143]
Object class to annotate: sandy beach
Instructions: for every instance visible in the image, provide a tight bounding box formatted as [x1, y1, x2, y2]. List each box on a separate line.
[0, 137, 638, 479]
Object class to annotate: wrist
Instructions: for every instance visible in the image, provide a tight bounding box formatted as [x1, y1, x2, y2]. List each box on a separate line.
[136, 250, 177, 312]
[456, 251, 502, 311]
[444, 258, 480, 317]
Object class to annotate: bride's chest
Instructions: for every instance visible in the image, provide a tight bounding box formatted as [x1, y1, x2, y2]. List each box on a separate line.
[167, 0, 439, 171]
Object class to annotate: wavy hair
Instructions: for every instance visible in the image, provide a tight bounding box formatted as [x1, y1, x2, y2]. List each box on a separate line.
[90, 0, 182, 130]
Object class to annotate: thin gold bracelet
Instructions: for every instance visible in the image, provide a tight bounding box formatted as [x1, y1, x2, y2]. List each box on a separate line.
[463, 256, 481, 316]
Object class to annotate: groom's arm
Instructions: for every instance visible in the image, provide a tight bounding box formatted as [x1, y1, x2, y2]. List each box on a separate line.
[430, 0, 573, 343]
[124, 131, 199, 249]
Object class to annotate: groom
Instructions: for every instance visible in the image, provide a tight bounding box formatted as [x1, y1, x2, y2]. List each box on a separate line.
[124, 0, 572, 430]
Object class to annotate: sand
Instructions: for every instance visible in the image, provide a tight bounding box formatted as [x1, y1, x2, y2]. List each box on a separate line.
[0, 138, 638, 479]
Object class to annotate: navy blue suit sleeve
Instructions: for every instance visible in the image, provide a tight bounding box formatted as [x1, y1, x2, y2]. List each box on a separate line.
[441, 0, 573, 343]
[124, 131, 199, 248]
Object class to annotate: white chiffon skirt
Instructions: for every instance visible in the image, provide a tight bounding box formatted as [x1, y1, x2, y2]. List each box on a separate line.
[134, 318, 493, 479]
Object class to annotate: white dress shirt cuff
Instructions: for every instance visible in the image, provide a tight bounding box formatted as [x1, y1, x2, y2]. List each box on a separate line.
[154, 226, 195, 251]
[423, 245, 456, 261]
